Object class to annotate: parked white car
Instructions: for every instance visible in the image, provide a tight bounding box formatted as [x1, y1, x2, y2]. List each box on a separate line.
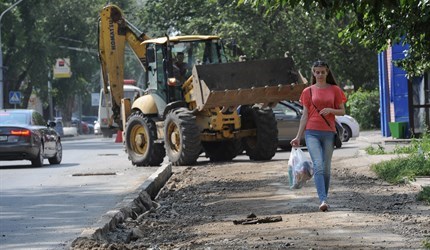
[336, 115, 360, 142]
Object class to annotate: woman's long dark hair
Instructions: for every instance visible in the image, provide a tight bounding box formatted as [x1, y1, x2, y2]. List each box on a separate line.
[310, 60, 338, 85]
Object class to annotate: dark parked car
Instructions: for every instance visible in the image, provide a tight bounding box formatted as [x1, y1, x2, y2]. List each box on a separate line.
[0, 109, 62, 167]
[274, 101, 343, 151]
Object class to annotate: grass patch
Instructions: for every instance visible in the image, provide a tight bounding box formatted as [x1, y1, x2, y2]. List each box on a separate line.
[394, 132, 430, 154]
[369, 132, 430, 184]
[423, 238, 430, 249]
[417, 186, 430, 204]
[366, 131, 430, 155]
[365, 144, 387, 155]
[371, 154, 430, 184]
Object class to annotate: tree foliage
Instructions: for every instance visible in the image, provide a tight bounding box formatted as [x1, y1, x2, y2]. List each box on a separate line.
[240, 0, 430, 77]
[0, 0, 136, 122]
[138, 0, 378, 89]
[0, 0, 380, 122]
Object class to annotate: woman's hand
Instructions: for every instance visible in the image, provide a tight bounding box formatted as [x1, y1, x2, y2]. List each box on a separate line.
[290, 137, 301, 147]
[320, 108, 332, 116]
[321, 103, 346, 116]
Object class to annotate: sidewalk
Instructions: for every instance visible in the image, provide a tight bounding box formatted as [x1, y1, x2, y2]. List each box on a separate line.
[356, 130, 404, 150]
[71, 135, 430, 249]
[71, 130, 430, 249]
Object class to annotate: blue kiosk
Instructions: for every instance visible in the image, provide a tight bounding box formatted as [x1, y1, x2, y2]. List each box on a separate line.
[378, 43, 429, 138]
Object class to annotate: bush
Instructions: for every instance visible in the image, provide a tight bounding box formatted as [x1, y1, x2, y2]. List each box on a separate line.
[346, 88, 380, 130]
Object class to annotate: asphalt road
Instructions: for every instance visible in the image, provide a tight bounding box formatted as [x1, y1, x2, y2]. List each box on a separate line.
[0, 136, 159, 250]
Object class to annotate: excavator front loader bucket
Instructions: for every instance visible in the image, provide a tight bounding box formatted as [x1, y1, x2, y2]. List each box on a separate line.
[191, 57, 307, 111]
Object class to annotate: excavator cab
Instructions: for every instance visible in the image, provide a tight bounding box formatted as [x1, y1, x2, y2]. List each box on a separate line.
[142, 36, 226, 104]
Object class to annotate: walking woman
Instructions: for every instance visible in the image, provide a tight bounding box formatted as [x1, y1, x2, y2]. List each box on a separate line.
[290, 60, 347, 212]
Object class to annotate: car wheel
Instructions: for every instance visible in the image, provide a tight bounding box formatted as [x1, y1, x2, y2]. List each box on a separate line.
[48, 141, 62, 164]
[341, 123, 352, 142]
[31, 144, 44, 167]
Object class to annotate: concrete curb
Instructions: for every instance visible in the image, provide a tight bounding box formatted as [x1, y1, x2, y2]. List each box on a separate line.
[410, 177, 430, 190]
[71, 163, 172, 243]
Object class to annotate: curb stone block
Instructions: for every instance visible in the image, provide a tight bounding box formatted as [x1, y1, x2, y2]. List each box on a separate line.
[71, 163, 172, 245]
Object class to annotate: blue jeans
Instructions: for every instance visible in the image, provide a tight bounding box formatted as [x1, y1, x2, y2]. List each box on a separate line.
[305, 130, 335, 203]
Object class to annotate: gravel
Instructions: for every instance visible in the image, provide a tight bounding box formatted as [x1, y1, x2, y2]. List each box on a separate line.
[71, 150, 429, 250]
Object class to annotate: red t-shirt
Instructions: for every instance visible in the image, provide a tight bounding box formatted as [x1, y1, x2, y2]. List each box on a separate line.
[300, 85, 347, 132]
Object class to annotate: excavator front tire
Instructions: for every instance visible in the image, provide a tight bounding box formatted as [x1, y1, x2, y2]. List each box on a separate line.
[240, 105, 278, 161]
[125, 112, 165, 166]
[164, 108, 201, 166]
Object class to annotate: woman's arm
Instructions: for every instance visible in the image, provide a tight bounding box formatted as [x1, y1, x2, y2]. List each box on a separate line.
[320, 102, 345, 116]
[290, 106, 309, 147]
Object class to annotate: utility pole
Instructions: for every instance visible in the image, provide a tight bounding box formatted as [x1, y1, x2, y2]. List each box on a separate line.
[0, 0, 25, 109]
[48, 71, 53, 120]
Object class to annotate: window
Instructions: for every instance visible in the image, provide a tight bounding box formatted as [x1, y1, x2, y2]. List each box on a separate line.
[0, 112, 28, 125]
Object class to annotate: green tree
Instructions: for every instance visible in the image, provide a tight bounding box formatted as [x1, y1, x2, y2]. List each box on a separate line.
[138, 0, 377, 89]
[1, 0, 381, 120]
[240, 0, 430, 77]
[42, 0, 104, 124]
[1, 0, 48, 111]
[1, 0, 137, 123]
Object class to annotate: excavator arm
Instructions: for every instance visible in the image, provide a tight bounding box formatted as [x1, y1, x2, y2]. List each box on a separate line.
[98, 4, 150, 127]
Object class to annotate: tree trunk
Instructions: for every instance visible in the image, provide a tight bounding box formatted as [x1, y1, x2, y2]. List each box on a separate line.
[61, 95, 75, 126]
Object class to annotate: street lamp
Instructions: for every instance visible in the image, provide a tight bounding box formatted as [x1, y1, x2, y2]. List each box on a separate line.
[0, 0, 25, 109]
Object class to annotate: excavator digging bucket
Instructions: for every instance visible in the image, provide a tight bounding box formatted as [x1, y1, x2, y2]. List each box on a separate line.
[191, 57, 307, 111]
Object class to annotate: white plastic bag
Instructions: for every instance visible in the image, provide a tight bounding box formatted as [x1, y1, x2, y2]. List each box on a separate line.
[288, 148, 313, 189]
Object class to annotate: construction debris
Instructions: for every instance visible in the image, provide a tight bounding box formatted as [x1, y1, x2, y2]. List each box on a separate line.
[233, 215, 282, 225]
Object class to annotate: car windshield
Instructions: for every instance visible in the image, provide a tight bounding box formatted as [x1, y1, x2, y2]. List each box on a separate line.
[0, 112, 29, 125]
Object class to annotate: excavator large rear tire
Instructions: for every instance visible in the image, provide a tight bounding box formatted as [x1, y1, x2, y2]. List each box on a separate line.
[125, 112, 165, 166]
[164, 108, 201, 166]
[240, 105, 278, 161]
[202, 139, 241, 162]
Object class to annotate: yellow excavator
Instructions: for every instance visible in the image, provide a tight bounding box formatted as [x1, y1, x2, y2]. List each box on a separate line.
[98, 4, 306, 166]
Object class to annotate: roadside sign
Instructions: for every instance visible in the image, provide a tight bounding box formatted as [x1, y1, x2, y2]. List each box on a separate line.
[91, 92, 99, 106]
[53, 58, 72, 78]
[9, 91, 21, 105]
